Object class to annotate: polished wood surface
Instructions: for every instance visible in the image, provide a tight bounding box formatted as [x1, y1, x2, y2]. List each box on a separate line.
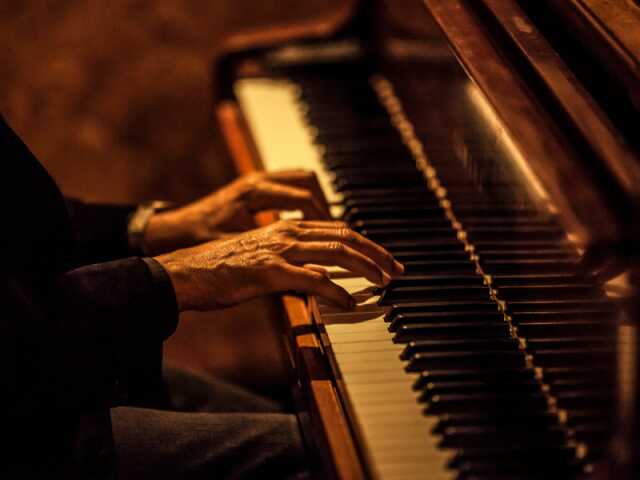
[217, 0, 360, 56]
[424, 0, 624, 250]
[216, 97, 366, 480]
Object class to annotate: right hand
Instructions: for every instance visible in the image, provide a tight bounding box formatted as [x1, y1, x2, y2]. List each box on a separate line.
[155, 220, 404, 311]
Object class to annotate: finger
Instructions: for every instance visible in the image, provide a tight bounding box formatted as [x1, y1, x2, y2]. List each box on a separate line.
[265, 170, 330, 216]
[285, 242, 388, 286]
[297, 227, 404, 276]
[295, 220, 348, 229]
[278, 264, 354, 309]
[303, 264, 329, 276]
[250, 181, 327, 220]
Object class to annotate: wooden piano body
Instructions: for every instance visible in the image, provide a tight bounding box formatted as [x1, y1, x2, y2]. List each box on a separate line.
[213, 1, 640, 478]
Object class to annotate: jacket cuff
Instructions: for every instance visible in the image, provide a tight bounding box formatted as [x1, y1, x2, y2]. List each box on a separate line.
[57, 257, 179, 343]
[140, 257, 179, 340]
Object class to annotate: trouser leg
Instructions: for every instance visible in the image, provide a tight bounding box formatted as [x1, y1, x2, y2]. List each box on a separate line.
[112, 407, 309, 480]
[112, 367, 310, 479]
[161, 366, 284, 414]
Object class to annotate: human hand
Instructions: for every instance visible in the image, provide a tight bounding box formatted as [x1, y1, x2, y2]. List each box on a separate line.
[143, 170, 330, 254]
[154, 220, 404, 311]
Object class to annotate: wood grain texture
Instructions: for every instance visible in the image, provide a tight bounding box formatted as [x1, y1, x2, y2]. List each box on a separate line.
[216, 99, 365, 479]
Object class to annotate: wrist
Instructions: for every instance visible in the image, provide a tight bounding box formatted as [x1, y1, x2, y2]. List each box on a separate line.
[154, 252, 197, 312]
[128, 201, 175, 255]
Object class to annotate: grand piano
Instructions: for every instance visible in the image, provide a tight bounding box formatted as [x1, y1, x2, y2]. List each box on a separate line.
[212, 1, 640, 478]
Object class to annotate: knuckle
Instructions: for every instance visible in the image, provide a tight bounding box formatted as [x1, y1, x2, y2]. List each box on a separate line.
[329, 241, 345, 253]
[338, 227, 354, 242]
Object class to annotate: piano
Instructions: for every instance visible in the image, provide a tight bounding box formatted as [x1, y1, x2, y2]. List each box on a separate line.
[213, 1, 640, 478]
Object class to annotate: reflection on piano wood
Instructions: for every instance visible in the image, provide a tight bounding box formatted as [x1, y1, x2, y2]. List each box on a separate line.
[215, 1, 640, 478]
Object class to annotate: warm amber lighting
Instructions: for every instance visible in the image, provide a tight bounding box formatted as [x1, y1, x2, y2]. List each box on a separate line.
[465, 82, 552, 209]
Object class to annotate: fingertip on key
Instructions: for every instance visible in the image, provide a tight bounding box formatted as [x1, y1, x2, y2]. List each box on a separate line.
[349, 295, 357, 309]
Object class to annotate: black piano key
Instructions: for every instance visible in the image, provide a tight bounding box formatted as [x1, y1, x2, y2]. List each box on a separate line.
[345, 196, 441, 210]
[555, 390, 613, 410]
[541, 366, 614, 383]
[516, 320, 612, 337]
[439, 424, 568, 449]
[465, 226, 566, 242]
[525, 336, 612, 350]
[394, 321, 510, 342]
[390, 311, 504, 333]
[345, 205, 446, 221]
[413, 367, 536, 390]
[549, 377, 614, 394]
[340, 186, 428, 200]
[402, 260, 476, 275]
[386, 275, 485, 289]
[333, 166, 421, 180]
[479, 249, 578, 261]
[421, 377, 539, 399]
[495, 284, 603, 301]
[490, 274, 586, 287]
[572, 423, 611, 444]
[510, 310, 615, 323]
[564, 409, 611, 427]
[386, 301, 499, 323]
[506, 299, 616, 314]
[455, 460, 580, 480]
[313, 130, 400, 145]
[449, 445, 581, 469]
[531, 348, 615, 367]
[454, 205, 542, 218]
[383, 240, 465, 253]
[358, 227, 457, 242]
[474, 240, 575, 252]
[434, 411, 559, 434]
[379, 285, 491, 304]
[480, 259, 580, 274]
[351, 218, 450, 229]
[423, 392, 549, 414]
[390, 249, 470, 263]
[461, 216, 560, 226]
[401, 338, 518, 359]
[407, 350, 526, 372]
[335, 176, 426, 191]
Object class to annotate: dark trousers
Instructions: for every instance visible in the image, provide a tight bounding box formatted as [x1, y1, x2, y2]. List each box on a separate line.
[111, 368, 310, 479]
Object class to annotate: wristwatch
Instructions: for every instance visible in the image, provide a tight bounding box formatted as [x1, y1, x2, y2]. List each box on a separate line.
[127, 200, 174, 255]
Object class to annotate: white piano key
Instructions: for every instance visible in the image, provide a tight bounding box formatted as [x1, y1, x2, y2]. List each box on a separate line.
[325, 330, 395, 344]
[335, 346, 401, 360]
[341, 370, 420, 385]
[331, 340, 403, 354]
[236, 77, 453, 479]
[234, 79, 343, 206]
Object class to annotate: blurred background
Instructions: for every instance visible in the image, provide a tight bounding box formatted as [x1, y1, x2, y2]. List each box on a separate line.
[0, 0, 338, 399]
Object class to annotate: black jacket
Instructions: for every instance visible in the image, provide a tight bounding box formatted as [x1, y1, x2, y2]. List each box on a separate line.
[1, 115, 179, 478]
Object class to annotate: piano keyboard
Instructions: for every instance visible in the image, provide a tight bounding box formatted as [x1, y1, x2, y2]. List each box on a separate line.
[235, 63, 617, 479]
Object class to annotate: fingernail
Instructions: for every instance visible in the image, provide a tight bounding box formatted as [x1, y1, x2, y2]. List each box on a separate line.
[394, 260, 405, 274]
[380, 271, 391, 286]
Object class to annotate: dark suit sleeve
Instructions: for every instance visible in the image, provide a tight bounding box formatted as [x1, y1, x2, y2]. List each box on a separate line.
[10, 257, 179, 411]
[53, 256, 179, 405]
[64, 197, 140, 266]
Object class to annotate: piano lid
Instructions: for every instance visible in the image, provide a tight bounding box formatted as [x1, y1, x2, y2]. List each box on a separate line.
[370, 0, 640, 263]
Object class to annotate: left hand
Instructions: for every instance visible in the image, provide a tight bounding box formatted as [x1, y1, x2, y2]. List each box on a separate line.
[143, 170, 330, 255]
